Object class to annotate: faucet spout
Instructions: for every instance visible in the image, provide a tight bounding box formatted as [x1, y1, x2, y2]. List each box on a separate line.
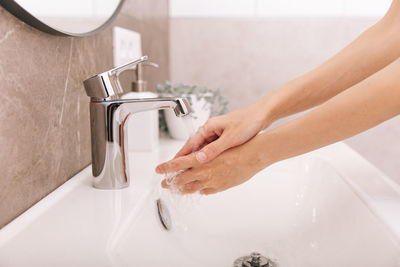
[88, 97, 191, 189]
[83, 56, 193, 189]
[108, 97, 192, 117]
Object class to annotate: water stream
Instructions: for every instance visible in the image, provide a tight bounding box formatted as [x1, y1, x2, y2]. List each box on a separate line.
[182, 115, 196, 137]
[155, 115, 204, 232]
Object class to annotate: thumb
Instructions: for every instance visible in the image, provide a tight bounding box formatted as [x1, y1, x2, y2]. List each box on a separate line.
[195, 137, 230, 163]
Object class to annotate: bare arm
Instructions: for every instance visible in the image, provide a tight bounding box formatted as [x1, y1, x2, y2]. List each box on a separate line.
[157, 57, 400, 195]
[260, 0, 400, 123]
[252, 57, 400, 172]
[169, 0, 400, 164]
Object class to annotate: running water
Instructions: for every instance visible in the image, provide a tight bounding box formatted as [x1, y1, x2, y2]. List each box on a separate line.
[156, 115, 204, 232]
[182, 115, 196, 137]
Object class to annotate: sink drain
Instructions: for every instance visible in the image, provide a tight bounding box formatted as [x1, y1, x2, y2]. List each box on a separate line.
[156, 198, 171, 231]
[233, 252, 277, 267]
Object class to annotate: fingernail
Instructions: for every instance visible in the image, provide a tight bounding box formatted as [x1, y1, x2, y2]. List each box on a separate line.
[196, 151, 207, 162]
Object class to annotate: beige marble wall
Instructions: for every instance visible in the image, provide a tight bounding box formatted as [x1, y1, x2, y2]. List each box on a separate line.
[0, 0, 169, 228]
[170, 18, 400, 184]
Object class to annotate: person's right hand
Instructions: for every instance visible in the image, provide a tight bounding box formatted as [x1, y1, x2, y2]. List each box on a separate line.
[173, 102, 273, 164]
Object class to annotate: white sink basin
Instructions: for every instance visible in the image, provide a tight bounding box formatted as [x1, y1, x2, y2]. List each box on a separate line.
[0, 139, 399, 267]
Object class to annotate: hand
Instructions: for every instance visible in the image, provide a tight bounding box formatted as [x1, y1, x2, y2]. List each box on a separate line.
[174, 102, 272, 164]
[156, 140, 264, 195]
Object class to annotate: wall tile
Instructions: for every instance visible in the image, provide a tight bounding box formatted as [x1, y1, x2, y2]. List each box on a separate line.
[0, 0, 169, 228]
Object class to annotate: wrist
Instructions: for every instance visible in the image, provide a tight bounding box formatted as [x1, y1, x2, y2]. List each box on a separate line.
[256, 76, 310, 129]
[243, 133, 276, 172]
[250, 97, 277, 130]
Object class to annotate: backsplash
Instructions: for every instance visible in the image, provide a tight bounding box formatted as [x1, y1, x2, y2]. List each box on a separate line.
[0, 0, 169, 228]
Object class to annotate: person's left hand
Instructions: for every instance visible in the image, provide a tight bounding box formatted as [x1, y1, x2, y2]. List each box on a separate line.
[155, 141, 263, 195]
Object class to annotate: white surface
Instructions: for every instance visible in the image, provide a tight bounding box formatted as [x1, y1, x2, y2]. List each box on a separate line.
[170, 0, 256, 18]
[121, 92, 159, 152]
[113, 27, 142, 67]
[0, 139, 400, 266]
[169, 0, 392, 17]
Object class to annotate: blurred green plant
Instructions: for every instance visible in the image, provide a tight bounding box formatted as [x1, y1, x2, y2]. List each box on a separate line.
[156, 81, 229, 134]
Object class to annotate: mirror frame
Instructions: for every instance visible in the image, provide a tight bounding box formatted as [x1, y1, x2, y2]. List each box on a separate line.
[0, 0, 125, 37]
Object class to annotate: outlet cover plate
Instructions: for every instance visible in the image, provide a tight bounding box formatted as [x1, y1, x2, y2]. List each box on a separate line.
[113, 26, 142, 67]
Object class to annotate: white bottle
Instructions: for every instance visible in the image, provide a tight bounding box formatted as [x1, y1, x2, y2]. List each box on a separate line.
[122, 62, 159, 152]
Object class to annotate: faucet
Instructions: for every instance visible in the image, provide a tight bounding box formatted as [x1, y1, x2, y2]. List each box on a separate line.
[83, 56, 192, 189]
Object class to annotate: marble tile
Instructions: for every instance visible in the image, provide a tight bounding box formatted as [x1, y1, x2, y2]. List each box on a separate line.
[170, 17, 400, 184]
[0, 0, 169, 228]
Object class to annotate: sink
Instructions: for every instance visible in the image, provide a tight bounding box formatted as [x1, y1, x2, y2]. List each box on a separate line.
[113, 157, 400, 267]
[0, 139, 399, 267]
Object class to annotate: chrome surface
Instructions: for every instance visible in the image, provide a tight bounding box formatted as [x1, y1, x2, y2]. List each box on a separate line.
[132, 61, 159, 92]
[83, 56, 192, 189]
[156, 199, 171, 231]
[84, 56, 148, 101]
[234, 252, 276, 267]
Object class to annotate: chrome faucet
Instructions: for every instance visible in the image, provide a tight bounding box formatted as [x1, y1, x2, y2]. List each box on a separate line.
[83, 56, 192, 189]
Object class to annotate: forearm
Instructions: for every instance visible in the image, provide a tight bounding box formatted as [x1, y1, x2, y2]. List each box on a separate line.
[250, 57, 400, 171]
[257, 0, 400, 126]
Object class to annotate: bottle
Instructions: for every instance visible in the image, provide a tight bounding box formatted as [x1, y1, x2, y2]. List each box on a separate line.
[122, 61, 159, 152]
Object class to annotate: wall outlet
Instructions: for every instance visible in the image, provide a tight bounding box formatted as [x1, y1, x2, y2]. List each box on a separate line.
[112, 26, 142, 67]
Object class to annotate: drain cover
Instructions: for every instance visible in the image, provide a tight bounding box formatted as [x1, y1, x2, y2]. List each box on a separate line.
[233, 252, 276, 267]
[156, 198, 171, 231]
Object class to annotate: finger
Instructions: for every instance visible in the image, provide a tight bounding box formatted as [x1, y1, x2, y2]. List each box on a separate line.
[174, 126, 216, 158]
[199, 188, 219, 195]
[205, 134, 219, 144]
[173, 169, 199, 186]
[174, 128, 207, 158]
[174, 136, 202, 158]
[161, 179, 169, 188]
[155, 153, 198, 174]
[195, 136, 231, 163]
[180, 180, 208, 194]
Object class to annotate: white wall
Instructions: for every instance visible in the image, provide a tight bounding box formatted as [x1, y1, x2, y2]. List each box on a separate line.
[170, 0, 392, 17]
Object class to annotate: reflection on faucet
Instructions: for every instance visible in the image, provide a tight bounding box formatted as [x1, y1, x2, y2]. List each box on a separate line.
[83, 56, 192, 189]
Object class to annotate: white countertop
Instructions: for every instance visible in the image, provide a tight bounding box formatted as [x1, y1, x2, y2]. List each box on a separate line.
[0, 138, 399, 266]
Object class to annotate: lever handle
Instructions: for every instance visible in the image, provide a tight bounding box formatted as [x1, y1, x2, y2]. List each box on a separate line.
[83, 56, 150, 100]
[110, 55, 148, 76]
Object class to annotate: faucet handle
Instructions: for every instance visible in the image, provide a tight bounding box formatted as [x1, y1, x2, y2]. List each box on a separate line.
[83, 56, 148, 100]
[110, 56, 148, 76]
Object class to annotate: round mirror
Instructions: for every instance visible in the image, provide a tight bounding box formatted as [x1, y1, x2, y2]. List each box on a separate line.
[0, 0, 125, 36]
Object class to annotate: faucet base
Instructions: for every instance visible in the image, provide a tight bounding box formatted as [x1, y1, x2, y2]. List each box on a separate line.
[92, 182, 129, 190]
